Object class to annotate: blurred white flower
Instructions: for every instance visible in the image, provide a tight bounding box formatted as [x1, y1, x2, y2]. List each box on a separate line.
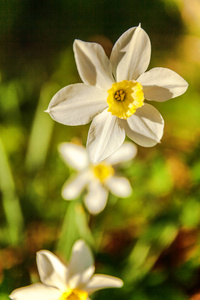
[46, 24, 188, 163]
[10, 240, 123, 300]
[59, 141, 137, 214]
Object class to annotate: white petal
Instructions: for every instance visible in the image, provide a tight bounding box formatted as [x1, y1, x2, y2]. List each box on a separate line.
[46, 83, 107, 125]
[84, 181, 108, 215]
[36, 250, 68, 291]
[9, 283, 61, 300]
[138, 67, 188, 101]
[67, 240, 95, 290]
[87, 109, 126, 163]
[110, 25, 151, 81]
[73, 40, 114, 90]
[122, 103, 164, 147]
[85, 274, 123, 295]
[58, 142, 89, 171]
[106, 176, 132, 197]
[62, 171, 90, 200]
[106, 141, 137, 165]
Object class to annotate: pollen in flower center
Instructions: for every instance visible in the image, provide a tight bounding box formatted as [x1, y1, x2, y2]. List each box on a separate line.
[60, 288, 88, 300]
[107, 80, 144, 119]
[92, 162, 114, 182]
[114, 89, 126, 101]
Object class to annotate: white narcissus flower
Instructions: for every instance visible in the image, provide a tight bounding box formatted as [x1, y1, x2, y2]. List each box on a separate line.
[58, 141, 137, 215]
[9, 240, 123, 300]
[46, 24, 188, 163]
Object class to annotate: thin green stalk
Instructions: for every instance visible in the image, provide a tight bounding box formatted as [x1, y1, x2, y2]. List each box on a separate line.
[0, 136, 24, 245]
[25, 82, 59, 171]
[56, 201, 94, 259]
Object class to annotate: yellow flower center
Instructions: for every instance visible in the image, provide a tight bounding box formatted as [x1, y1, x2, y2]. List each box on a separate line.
[107, 80, 144, 119]
[92, 162, 114, 182]
[114, 89, 126, 101]
[60, 288, 88, 300]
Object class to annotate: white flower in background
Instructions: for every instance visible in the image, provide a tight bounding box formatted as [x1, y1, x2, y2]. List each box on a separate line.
[10, 240, 123, 300]
[59, 141, 137, 215]
[46, 24, 188, 163]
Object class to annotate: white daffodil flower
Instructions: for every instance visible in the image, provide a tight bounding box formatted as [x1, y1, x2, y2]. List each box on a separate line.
[46, 24, 188, 163]
[10, 240, 123, 300]
[59, 141, 137, 215]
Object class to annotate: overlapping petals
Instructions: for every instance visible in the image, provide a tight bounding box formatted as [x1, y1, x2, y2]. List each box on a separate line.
[120, 103, 164, 147]
[59, 142, 136, 214]
[106, 141, 137, 165]
[10, 240, 123, 300]
[73, 40, 114, 90]
[67, 240, 95, 289]
[86, 109, 125, 163]
[47, 24, 188, 163]
[36, 250, 68, 290]
[110, 24, 151, 82]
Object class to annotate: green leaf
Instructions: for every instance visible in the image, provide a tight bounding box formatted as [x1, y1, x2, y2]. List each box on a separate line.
[0, 136, 24, 245]
[56, 201, 94, 260]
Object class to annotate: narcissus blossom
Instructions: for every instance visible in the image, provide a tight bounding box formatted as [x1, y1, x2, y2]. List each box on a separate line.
[46, 24, 188, 163]
[59, 141, 137, 214]
[9, 240, 123, 300]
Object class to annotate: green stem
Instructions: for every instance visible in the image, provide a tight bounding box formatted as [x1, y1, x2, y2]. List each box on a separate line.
[56, 201, 94, 259]
[0, 136, 24, 245]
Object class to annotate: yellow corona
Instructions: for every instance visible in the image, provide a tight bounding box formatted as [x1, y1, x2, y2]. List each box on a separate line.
[60, 288, 88, 300]
[92, 162, 114, 182]
[107, 80, 144, 119]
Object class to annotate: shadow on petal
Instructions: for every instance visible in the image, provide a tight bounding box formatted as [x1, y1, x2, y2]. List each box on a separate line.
[143, 85, 173, 101]
[75, 45, 98, 86]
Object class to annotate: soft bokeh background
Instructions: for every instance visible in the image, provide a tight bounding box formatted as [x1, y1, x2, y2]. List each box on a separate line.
[0, 0, 200, 299]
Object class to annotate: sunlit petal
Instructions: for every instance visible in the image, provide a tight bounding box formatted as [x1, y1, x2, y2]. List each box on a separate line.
[46, 84, 107, 125]
[73, 40, 114, 90]
[138, 67, 189, 101]
[9, 283, 61, 300]
[36, 251, 68, 290]
[58, 142, 89, 171]
[62, 171, 90, 200]
[106, 176, 132, 197]
[84, 181, 108, 214]
[121, 103, 164, 147]
[106, 141, 137, 165]
[67, 240, 95, 290]
[85, 274, 123, 295]
[87, 109, 126, 163]
[110, 25, 151, 81]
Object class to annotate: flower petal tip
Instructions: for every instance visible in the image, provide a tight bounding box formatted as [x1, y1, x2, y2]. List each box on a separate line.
[112, 278, 124, 288]
[9, 293, 13, 300]
[36, 249, 48, 257]
[118, 279, 124, 287]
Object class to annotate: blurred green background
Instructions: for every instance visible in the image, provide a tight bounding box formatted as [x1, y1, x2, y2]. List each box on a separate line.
[0, 0, 200, 299]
